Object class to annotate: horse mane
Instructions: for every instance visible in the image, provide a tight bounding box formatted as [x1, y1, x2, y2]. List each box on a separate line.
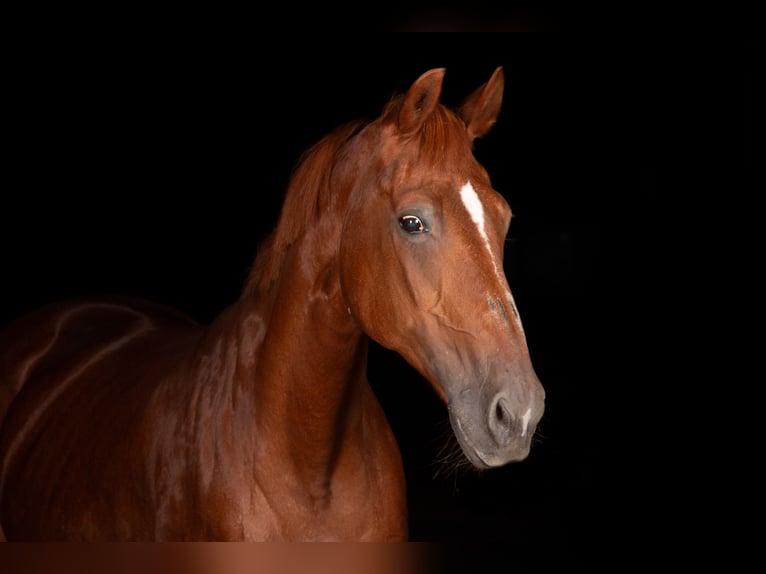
[243, 93, 470, 298]
[243, 119, 367, 296]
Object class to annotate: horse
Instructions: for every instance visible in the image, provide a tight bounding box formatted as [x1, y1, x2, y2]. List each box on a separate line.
[0, 66, 545, 541]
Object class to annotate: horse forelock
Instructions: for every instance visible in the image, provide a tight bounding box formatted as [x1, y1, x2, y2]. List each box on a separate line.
[416, 105, 474, 164]
[380, 94, 474, 164]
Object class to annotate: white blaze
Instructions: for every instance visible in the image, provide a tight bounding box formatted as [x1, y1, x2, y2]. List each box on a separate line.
[459, 181, 524, 331]
[460, 182, 488, 247]
[460, 181, 502, 280]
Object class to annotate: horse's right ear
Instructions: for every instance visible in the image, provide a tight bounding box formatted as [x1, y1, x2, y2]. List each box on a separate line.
[397, 68, 445, 137]
[458, 66, 504, 141]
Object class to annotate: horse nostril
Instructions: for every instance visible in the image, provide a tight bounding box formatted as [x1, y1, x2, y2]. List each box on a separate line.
[489, 394, 513, 446]
[495, 401, 505, 422]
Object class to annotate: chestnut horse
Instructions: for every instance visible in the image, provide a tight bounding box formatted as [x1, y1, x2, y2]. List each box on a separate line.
[0, 67, 544, 541]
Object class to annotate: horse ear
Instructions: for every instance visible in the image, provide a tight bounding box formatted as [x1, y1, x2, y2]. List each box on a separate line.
[397, 68, 446, 137]
[459, 66, 505, 141]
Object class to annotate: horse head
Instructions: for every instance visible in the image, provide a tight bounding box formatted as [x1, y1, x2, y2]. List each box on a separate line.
[338, 67, 545, 468]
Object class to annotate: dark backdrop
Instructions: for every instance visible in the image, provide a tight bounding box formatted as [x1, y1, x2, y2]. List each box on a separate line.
[1, 35, 753, 568]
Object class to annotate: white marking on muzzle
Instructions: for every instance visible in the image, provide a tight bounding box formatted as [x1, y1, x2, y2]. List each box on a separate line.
[521, 406, 532, 437]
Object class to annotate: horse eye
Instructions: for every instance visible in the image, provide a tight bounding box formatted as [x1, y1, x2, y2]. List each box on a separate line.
[398, 215, 426, 234]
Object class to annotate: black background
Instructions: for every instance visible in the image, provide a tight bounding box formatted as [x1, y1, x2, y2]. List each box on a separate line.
[1, 29, 754, 569]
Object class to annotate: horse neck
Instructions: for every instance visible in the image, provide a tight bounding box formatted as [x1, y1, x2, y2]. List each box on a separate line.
[234, 221, 369, 489]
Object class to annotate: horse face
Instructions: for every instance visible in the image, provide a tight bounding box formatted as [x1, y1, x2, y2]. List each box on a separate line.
[338, 68, 545, 469]
[341, 170, 544, 468]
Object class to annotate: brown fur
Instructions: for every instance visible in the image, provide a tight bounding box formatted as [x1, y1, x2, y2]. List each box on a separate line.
[0, 67, 544, 541]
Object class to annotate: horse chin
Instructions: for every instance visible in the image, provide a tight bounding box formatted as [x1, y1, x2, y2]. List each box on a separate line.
[448, 409, 532, 470]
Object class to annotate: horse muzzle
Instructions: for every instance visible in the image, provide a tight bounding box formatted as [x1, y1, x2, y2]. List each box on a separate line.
[447, 379, 545, 469]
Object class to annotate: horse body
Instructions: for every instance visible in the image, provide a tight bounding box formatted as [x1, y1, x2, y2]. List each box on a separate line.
[0, 67, 544, 540]
[0, 296, 405, 541]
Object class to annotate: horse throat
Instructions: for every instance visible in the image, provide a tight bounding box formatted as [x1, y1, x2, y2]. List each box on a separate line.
[246, 238, 371, 495]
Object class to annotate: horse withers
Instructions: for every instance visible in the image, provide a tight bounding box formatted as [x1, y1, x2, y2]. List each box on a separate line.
[0, 66, 544, 540]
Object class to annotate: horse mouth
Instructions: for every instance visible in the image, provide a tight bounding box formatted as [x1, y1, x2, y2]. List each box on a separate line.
[450, 413, 500, 469]
[449, 410, 531, 469]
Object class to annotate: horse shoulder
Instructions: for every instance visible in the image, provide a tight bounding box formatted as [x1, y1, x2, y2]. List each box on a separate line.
[354, 382, 409, 539]
[318, 383, 409, 540]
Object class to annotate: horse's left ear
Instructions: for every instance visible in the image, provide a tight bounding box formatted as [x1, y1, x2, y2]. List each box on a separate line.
[397, 68, 446, 137]
[459, 66, 505, 141]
